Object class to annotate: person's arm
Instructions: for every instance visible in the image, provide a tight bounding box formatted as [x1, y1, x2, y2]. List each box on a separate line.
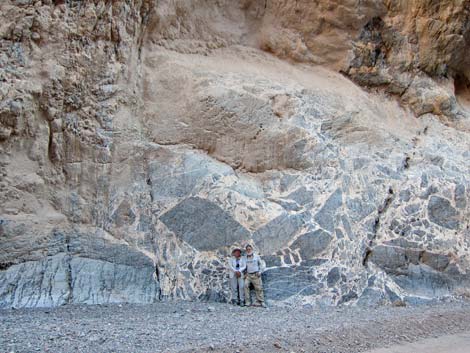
[238, 257, 246, 273]
[228, 258, 236, 272]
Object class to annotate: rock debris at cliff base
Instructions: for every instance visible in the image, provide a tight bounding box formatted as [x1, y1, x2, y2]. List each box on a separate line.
[2, 300, 470, 353]
[1, 0, 469, 308]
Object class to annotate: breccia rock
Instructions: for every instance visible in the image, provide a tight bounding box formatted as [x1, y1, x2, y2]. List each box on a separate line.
[0, 0, 469, 308]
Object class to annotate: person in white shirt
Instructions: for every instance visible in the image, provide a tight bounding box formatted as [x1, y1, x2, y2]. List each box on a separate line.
[228, 247, 246, 306]
[244, 244, 267, 308]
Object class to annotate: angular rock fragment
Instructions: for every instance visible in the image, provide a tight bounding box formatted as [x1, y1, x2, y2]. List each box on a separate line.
[160, 197, 250, 251]
[291, 229, 333, 260]
[263, 266, 318, 300]
[314, 189, 343, 232]
[427, 196, 460, 229]
[253, 213, 304, 255]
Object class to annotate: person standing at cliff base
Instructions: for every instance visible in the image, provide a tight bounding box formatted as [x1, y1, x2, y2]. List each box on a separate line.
[244, 244, 267, 308]
[228, 247, 246, 306]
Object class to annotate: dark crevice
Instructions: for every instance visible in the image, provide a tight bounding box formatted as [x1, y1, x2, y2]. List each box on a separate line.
[401, 155, 411, 171]
[364, 187, 395, 267]
[155, 263, 162, 300]
[0, 262, 14, 271]
[137, 1, 152, 61]
[64, 234, 73, 303]
[372, 215, 381, 235]
[362, 248, 372, 266]
[46, 117, 56, 163]
[455, 73, 470, 110]
[147, 177, 154, 202]
[66, 256, 73, 304]
[404, 156, 410, 169]
[65, 233, 71, 253]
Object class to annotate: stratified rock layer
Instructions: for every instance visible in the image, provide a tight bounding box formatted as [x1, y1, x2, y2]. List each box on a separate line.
[0, 0, 469, 308]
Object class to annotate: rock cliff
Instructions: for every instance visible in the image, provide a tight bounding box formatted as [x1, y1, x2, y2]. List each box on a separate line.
[0, 0, 469, 308]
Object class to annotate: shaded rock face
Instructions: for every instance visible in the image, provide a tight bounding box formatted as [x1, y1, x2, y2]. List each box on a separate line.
[0, 0, 469, 308]
[343, 1, 470, 126]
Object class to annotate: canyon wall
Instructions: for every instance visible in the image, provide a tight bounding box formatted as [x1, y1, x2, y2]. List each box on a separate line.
[0, 0, 469, 308]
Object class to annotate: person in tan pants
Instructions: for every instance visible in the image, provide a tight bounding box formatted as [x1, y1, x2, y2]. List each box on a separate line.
[244, 244, 267, 308]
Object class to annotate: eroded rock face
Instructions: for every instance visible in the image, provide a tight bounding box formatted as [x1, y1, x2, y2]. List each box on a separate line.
[0, 0, 469, 308]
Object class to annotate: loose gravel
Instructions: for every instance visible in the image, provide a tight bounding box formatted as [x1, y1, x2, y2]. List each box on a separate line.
[2, 300, 470, 353]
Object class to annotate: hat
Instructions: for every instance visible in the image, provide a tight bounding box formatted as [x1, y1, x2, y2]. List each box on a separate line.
[231, 247, 242, 254]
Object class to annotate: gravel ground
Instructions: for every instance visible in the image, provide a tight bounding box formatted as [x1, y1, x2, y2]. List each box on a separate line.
[2, 300, 470, 353]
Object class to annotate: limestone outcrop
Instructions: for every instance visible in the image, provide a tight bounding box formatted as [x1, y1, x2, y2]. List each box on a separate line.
[0, 0, 469, 308]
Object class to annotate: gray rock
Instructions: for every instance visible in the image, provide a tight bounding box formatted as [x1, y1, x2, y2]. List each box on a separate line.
[64, 231, 155, 268]
[346, 197, 375, 222]
[369, 245, 420, 274]
[270, 198, 301, 211]
[384, 285, 402, 303]
[263, 255, 282, 268]
[399, 189, 412, 202]
[0, 254, 158, 308]
[291, 229, 333, 260]
[111, 200, 136, 227]
[377, 165, 400, 180]
[302, 258, 328, 267]
[253, 213, 304, 255]
[420, 252, 450, 272]
[70, 257, 158, 305]
[263, 266, 318, 300]
[357, 287, 386, 306]
[0, 254, 71, 308]
[454, 184, 467, 209]
[420, 185, 439, 199]
[427, 196, 460, 229]
[341, 216, 355, 239]
[149, 152, 233, 200]
[370, 243, 458, 299]
[383, 238, 419, 249]
[327, 267, 341, 287]
[404, 203, 420, 216]
[160, 197, 250, 251]
[353, 157, 370, 170]
[335, 228, 344, 239]
[394, 264, 454, 298]
[338, 290, 358, 304]
[286, 186, 315, 205]
[314, 189, 343, 232]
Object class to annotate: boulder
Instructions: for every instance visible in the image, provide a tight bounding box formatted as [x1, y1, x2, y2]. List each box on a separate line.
[291, 229, 333, 260]
[253, 213, 304, 255]
[314, 189, 343, 232]
[427, 196, 460, 229]
[263, 266, 318, 301]
[160, 197, 250, 251]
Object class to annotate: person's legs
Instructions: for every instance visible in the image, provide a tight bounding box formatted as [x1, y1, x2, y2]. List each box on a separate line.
[252, 275, 265, 304]
[238, 276, 245, 303]
[244, 275, 252, 305]
[230, 276, 239, 304]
